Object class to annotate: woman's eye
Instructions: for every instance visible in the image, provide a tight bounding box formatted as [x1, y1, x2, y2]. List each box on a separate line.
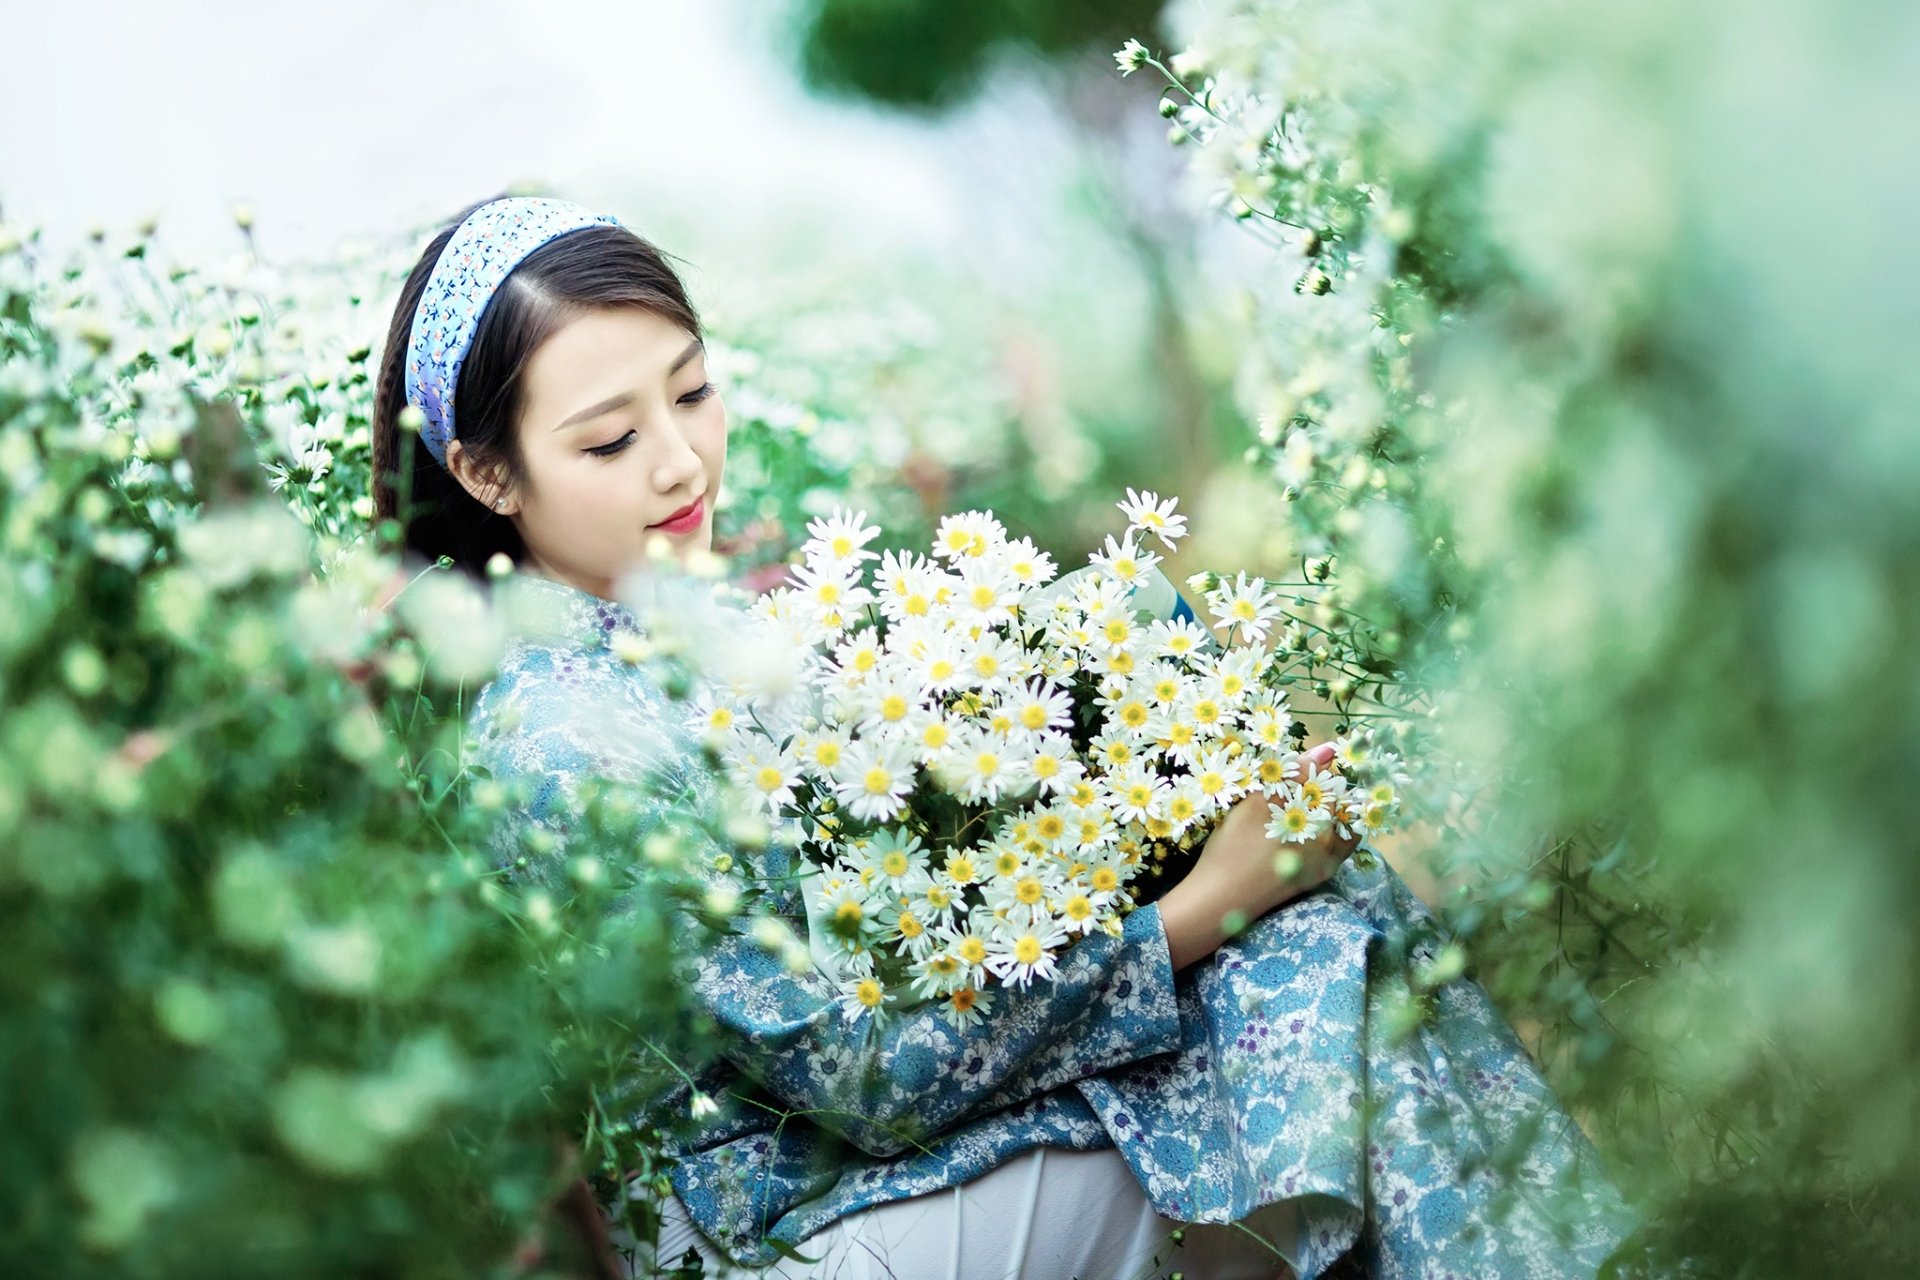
[583, 386, 712, 457]
[585, 430, 636, 458]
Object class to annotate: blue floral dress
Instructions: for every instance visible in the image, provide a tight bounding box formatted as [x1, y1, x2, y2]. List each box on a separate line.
[470, 573, 1634, 1279]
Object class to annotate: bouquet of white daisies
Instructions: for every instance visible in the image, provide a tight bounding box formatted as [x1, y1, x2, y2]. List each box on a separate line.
[693, 491, 1406, 1026]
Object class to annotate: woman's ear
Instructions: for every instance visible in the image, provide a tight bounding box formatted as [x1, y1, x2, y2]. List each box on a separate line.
[444, 440, 515, 514]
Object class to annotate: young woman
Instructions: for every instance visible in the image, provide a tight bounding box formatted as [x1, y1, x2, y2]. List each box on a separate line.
[371, 196, 1633, 1279]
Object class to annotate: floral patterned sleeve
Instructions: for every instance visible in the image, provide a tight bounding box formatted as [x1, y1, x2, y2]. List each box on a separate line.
[683, 899, 1183, 1158]
[475, 658, 1189, 1160]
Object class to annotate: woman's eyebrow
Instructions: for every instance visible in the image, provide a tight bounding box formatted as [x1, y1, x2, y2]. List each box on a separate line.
[552, 341, 706, 432]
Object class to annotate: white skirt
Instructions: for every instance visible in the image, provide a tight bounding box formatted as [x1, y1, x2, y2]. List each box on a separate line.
[624, 1145, 1303, 1280]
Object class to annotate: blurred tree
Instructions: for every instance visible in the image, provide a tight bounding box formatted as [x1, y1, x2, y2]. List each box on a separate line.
[781, 0, 1228, 550]
[788, 0, 1164, 112]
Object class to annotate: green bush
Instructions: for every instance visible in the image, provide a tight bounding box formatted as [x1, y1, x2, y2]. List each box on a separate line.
[1130, 0, 1920, 1272]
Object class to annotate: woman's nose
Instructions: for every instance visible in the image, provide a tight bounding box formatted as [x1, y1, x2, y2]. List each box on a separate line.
[652, 420, 704, 494]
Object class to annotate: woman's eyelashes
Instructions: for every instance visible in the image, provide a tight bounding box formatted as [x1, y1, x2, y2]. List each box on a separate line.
[582, 383, 718, 457]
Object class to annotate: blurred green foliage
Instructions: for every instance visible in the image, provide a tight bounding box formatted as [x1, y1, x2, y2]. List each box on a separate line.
[1128, 0, 1920, 1272]
[0, 221, 763, 1277]
[787, 0, 1164, 109]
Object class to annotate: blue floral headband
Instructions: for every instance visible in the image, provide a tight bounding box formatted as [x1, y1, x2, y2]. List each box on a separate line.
[403, 196, 621, 471]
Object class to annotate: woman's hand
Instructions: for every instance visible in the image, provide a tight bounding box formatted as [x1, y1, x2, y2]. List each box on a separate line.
[1156, 742, 1362, 972]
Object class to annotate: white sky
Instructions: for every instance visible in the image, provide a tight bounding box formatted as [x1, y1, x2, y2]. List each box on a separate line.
[0, 0, 977, 263]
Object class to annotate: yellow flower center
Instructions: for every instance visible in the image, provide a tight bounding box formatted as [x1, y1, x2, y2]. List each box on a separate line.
[863, 766, 893, 795]
[1015, 876, 1045, 905]
[1013, 935, 1043, 965]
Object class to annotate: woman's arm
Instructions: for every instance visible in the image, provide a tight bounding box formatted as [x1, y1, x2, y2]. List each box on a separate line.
[488, 695, 1188, 1160]
[683, 895, 1184, 1158]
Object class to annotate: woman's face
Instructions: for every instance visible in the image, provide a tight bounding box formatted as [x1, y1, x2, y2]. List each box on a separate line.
[455, 306, 727, 600]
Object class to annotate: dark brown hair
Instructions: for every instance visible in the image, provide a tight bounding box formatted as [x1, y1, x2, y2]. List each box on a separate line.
[371, 196, 703, 578]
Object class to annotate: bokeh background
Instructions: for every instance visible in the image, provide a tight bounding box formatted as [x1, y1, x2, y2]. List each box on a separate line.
[4, 0, 1917, 1275]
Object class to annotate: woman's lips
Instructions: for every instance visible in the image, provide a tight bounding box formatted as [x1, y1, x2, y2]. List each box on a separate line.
[650, 495, 705, 534]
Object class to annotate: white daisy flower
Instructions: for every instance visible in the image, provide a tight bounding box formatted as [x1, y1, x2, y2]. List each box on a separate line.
[1142, 663, 1193, 709]
[1088, 533, 1161, 588]
[955, 559, 1019, 627]
[1096, 681, 1156, 738]
[731, 743, 800, 816]
[828, 629, 884, 688]
[1163, 779, 1206, 834]
[962, 632, 1019, 691]
[874, 550, 948, 624]
[1190, 744, 1250, 813]
[1248, 704, 1294, 750]
[803, 508, 881, 568]
[832, 738, 916, 821]
[1068, 806, 1119, 856]
[1117, 487, 1189, 549]
[940, 984, 994, 1031]
[1250, 750, 1298, 793]
[1006, 678, 1073, 739]
[932, 510, 1005, 561]
[980, 867, 1056, 928]
[984, 920, 1069, 989]
[1146, 708, 1205, 768]
[789, 559, 872, 632]
[1206, 571, 1281, 646]
[814, 874, 887, 947]
[1289, 759, 1350, 813]
[852, 827, 934, 895]
[1026, 732, 1086, 797]
[1104, 762, 1169, 826]
[1147, 617, 1215, 662]
[837, 973, 894, 1022]
[941, 724, 1032, 804]
[908, 950, 968, 1000]
[1000, 536, 1058, 588]
[1050, 885, 1104, 937]
[1089, 727, 1141, 773]
[1266, 795, 1330, 844]
[853, 675, 923, 738]
[890, 627, 964, 695]
[1200, 647, 1265, 701]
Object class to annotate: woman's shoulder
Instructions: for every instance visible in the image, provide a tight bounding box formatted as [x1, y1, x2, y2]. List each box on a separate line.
[470, 637, 688, 783]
